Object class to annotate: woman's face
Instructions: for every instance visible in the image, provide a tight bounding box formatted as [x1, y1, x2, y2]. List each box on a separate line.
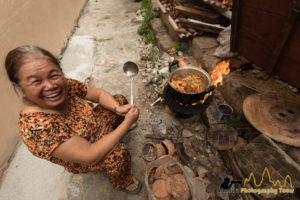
[17, 58, 67, 110]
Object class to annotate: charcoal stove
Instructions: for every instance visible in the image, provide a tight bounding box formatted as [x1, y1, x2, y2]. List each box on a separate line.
[163, 84, 213, 118]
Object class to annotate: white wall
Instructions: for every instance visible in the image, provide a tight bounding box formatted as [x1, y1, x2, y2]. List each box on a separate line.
[0, 0, 87, 178]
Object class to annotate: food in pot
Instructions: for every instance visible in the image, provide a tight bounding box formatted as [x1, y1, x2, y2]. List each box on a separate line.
[170, 74, 206, 94]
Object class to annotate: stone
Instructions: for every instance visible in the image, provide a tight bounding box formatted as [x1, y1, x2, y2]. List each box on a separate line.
[183, 166, 196, 178]
[152, 69, 158, 75]
[152, 123, 167, 135]
[159, 67, 169, 76]
[194, 124, 204, 132]
[229, 56, 248, 70]
[156, 32, 173, 51]
[197, 165, 208, 178]
[216, 191, 229, 200]
[208, 154, 221, 165]
[150, 18, 168, 34]
[191, 139, 205, 152]
[292, 87, 298, 93]
[198, 155, 211, 168]
[182, 129, 193, 138]
[192, 37, 218, 50]
[232, 137, 247, 153]
[146, 92, 152, 97]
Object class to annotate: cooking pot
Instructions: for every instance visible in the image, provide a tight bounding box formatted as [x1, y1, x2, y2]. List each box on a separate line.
[167, 60, 215, 105]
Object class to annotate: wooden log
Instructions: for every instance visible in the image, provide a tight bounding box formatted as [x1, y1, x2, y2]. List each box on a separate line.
[175, 5, 220, 24]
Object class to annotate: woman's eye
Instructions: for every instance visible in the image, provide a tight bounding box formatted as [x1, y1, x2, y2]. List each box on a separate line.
[32, 80, 41, 85]
[50, 74, 61, 79]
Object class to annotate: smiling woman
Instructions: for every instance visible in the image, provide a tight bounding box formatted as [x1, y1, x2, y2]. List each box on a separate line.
[4, 45, 142, 194]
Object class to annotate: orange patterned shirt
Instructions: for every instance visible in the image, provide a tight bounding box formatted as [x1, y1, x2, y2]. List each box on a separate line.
[18, 79, 102, 172]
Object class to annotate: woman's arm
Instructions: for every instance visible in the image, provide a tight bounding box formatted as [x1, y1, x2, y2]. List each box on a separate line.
[85, 85, 119, 112]
[85, 85, 132, 115]
[52, 106, 139, 165]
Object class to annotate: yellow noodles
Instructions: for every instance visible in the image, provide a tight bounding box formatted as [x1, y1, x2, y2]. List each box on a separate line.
[170, 74, 206, 94]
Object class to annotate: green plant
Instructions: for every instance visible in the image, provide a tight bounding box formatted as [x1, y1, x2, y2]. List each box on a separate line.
[138, 0, 159, 45]
[170, 64, 179, 72]
[146, 48, 162, 63]
[156, 75, 163, 83]
[145, 30, 156, 45]
[171, 42, 191, 54]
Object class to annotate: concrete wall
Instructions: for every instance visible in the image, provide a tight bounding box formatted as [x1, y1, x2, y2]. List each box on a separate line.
[0, 0, 86, 177]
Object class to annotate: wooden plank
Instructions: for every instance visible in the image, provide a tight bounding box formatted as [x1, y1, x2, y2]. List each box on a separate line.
[178, 18, 224, 33]
[268, 1, 299, 75]
[237, 30, 273, 72]
[230, 0, 240, 51]
[241, 0, 292, 17]
[282, 21, 300, 62]
[160, 12, 180, 41]
[239, 6, 286, 50]
[175, 5, 220, 24]
[275, 56, 300, 88]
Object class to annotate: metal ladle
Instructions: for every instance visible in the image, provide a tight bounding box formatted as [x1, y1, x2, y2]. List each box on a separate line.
[123, 61, 139, 104]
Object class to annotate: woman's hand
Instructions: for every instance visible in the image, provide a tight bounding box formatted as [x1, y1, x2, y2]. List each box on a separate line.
[115, 104, 132, 116]
[124, 105, 139, 125]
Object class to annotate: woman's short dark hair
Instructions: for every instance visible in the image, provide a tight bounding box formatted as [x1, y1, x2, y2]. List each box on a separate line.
[5, 45, 62, 84]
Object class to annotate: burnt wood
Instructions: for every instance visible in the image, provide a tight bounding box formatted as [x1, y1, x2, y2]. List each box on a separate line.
[175, 5, 220, 24]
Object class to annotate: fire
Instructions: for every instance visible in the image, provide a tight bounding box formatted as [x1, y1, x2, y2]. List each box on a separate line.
[210, 61, 230, 87]
[193, 61, 230, 105]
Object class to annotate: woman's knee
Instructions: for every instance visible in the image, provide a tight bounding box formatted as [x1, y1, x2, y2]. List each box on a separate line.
[113, 94, 128, 105]
[105, 143, 131, 167]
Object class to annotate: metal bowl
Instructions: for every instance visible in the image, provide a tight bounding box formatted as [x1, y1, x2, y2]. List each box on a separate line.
[168, 66, 211, 95]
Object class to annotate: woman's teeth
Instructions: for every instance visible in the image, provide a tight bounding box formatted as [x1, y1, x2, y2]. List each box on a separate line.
[45, 92, 60, 98]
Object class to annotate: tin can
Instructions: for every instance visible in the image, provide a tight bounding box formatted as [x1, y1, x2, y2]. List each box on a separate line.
[215, 104, 233, 123]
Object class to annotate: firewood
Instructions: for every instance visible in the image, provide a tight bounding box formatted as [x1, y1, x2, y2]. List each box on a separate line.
[175, 5, 219, 24]
[188, 28, 196, 33]
[176, 27, 187, 33]
[178, 18, 224, 34]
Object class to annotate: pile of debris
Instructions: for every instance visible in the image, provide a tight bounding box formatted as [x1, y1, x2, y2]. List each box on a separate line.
[149, 163, 192, 200]
[156, 0, 231, 40]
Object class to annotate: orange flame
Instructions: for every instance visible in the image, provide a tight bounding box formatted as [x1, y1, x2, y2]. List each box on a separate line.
[193, 61, 230, 105]
[210, 61, 230, 87]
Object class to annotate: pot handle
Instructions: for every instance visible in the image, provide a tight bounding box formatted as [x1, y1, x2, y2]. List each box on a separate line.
[204, 86, 215, 94]
[169, 60, 179, 72]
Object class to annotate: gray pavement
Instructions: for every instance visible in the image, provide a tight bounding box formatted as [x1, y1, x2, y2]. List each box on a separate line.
[0, 0, 150, 199]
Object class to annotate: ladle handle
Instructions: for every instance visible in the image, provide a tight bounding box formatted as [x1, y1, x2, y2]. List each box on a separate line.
[130, 77, 134, 104]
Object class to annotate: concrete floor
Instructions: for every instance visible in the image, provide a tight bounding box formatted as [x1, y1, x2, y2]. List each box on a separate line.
[0, 0, 151, 199]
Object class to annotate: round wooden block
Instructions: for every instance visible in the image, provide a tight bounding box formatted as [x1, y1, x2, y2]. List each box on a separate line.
[243, 93, 300, 147]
